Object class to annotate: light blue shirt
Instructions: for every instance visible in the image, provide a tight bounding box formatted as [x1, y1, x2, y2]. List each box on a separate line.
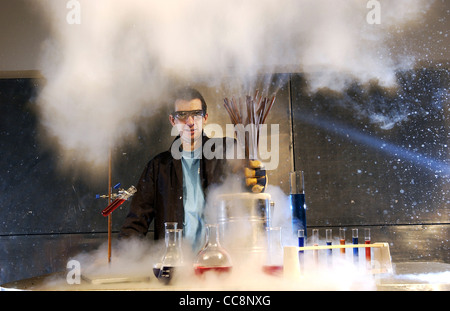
[181, 149, 205, 251]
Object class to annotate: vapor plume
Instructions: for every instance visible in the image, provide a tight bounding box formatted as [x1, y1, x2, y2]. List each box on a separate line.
[33, 0, 433, 172]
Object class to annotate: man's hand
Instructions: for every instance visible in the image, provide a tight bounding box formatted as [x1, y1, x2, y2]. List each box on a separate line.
[244, 160, 267, 193]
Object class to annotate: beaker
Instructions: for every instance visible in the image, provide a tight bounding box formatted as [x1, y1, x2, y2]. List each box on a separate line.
[289, 171, 306, 237]
[193, 224, 232, 275]
[262, 227, 283, 276]
[153, 223, 183, 285]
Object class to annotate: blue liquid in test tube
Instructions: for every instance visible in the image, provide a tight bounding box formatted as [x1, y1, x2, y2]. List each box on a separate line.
[298, 229, 305, 251]
[326, 229, 332, 267]
[291, 193, 306, 236]
[290, 171, 307, 238]
[352, 228, 359, 263]
[298, 229, 305, 272]
[326, 229, 332, 257]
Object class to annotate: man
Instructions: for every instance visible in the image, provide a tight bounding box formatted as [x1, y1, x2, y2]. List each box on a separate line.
[119, 87, 266, 250]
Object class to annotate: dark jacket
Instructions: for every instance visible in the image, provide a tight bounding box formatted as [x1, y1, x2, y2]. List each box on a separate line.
[119, 135, 235, 240]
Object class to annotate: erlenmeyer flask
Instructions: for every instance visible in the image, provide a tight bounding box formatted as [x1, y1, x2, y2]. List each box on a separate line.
[153, 222, 177, 278]
[153, 222, 183, 284]
[193, 224, 232, 275]
[262, 227, 284, 276]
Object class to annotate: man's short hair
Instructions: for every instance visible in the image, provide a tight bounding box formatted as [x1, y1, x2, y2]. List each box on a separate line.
[172, 87, 207, 115]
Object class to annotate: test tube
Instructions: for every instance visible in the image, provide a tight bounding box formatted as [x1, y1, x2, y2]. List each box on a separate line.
[298, 229, 305, 273]
[312, 229, 319, 264]
[312, 229, 319, 246]
[326, 229, 333, 267]
[365, 228, 371, 263]
[101, 186, 137, 217]
[290, 171, 306, 236]
[339, 228, 346, 256]
[326, 229, 332, 256]
[352, 228, 359, 263]
[298, 229, 305, 251]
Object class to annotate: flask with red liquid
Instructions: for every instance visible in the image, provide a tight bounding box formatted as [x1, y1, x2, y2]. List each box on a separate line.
[193, 224, 232, 276]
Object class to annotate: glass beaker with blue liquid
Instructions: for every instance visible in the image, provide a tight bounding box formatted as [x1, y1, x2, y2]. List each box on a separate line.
[290, 171, 306, 238]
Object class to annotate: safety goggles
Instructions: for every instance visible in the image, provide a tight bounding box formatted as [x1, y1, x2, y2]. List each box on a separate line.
[172, 110, 205, 121]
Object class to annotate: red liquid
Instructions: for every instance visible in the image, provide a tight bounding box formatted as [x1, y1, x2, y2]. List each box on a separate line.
[262, 265, 283, 276]
[365, 240, 371, 261]
[194, 266, 232, 276]
[102, 198, 125, 216]
[340, 239, 346, 254]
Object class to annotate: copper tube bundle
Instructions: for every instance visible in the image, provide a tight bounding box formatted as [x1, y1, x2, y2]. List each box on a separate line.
[223, 90, 276, 159]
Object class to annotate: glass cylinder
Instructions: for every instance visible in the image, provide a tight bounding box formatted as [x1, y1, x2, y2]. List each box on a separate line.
[193, 224, 232, 275]
[289, 171, 306, 237]
[289, 171, 304, 194]
[262, 227, 283, 276]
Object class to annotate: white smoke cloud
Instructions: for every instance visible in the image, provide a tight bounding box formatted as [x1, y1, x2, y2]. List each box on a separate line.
[33, 0, 432, 172]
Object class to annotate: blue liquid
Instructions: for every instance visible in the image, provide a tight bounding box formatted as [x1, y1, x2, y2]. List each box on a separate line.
[298, 236, 305, 254]
[326, 241, 333, 267]
[326, 241, 332, 256]
[353, 237, 359, 257]
[290, 193, 306, 237]
[298, 236, 305, 273]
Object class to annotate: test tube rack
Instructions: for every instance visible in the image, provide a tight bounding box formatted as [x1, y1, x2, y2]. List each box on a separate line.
[283, 243, 393, 279]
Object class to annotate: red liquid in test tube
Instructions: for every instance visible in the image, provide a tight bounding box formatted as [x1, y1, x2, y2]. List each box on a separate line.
[312, 229, 319, 265]
[101, 186, 137, 217]
[339, 228, 346, 256]
[365, 228, 371, 262]
[102, 198, 125, 217]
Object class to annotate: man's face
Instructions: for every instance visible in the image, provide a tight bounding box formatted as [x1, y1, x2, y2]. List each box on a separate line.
[169, 98, 208, 145]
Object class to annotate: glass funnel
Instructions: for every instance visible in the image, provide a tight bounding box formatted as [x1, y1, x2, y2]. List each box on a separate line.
[193, 224, 232, 275]
[153, 222, 184, 284]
